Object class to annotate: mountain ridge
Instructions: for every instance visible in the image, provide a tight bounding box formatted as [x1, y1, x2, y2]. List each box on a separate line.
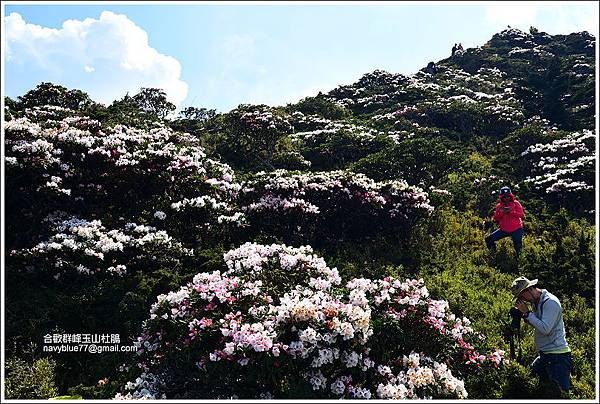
[3, 27, 597, 399]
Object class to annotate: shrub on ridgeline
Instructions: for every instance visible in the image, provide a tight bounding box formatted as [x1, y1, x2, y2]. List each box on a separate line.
[14, 82, 96, 113]
[168, 106, 218, 136]
[114, 243, 505, 399]
[131, 88, 176, 120]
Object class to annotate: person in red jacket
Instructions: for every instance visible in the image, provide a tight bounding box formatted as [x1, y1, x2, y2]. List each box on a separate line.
[485, 186, 525, 257]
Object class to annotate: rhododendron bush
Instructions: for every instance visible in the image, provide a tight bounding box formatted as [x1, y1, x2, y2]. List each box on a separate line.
[5, 105, 435, 276]
[520, 129, 595, 213]
[219, 105, 297, 170]
[11, 216, 192, 278]
[4, 106, 238, 249]
[239, 170, 433, 243]
[115, 243, 504, 399]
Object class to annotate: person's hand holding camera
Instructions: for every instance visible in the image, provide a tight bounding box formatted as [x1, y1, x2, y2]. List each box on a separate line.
[515, 299, 529, 318]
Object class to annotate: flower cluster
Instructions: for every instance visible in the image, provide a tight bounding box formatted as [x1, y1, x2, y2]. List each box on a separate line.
[13, 216, 191, 277]
[521, 129, 595, 195]
[114, 372, 166, 400]
[292, 118, 385, 144]
[508, 46, 554, 59]
[375, 354, 468, 399]
[238, 169, 432, 241]
[4, 106, 244, 260]
[239, 109, 293, 134]
[4, 108, 237, 222]
[226, 105, 295, 161]
[289, 112, 401, 147]
[116, 244, 504, 399]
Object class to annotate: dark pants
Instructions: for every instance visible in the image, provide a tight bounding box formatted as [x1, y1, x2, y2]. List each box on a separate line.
[531, 352, 573, 393]
[485, 227, 524, 255]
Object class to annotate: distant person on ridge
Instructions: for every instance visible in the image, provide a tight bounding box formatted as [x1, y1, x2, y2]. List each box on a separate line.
[452, 43, 457, 56]
[485, 186, 525, 257]
[426, 61, 437, 74]
[457, 42, 464, 51]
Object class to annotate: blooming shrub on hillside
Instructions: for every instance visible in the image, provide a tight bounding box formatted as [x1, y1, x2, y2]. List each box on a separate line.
[4, 107, 236, 224]
[115, 243, 504, 399]
[520, 129, 595, 213]
[4, 106, 239, 253]
[520, 129, 595, 193]
[5, 27, 597, 400]
[291, 115, 389, 144]
[238, 170, 433, 242]
[223, 105, 295, 169]
[12, 215, 191, 278]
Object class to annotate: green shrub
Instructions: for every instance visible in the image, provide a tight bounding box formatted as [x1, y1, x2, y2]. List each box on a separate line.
[5, 357, 59, 399]
[292, 96, 352, 120]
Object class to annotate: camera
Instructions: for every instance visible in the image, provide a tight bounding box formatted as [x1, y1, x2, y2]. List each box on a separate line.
[503, 307, 522, 343]
[503, 307, 524, 363]
[509, 307, 522, 329]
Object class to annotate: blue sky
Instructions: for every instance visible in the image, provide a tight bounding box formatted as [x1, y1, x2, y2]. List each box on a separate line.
[3, 1, 598, 113]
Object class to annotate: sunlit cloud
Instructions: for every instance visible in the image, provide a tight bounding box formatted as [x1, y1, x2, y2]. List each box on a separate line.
[4, 11, 189, 106]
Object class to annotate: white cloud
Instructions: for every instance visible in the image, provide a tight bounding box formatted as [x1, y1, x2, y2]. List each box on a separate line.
[484, 2, 598, 35]
[4, 11, 188, 106]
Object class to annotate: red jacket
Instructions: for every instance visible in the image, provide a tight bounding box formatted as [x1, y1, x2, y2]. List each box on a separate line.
[493, 194, 525, 233]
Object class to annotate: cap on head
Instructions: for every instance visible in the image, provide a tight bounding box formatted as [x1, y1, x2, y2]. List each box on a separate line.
[510, 276, 538, 298]
[499, 186, 512, 196]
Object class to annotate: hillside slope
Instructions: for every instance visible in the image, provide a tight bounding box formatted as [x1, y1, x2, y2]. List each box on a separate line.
[3, 27, 596, 400]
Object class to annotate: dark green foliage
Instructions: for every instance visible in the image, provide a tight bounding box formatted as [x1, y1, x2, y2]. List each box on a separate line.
[169, 107, 218, 136]
[518, 211, 595, 301]
[212, 104, 296, 171]
[88, 93, 147, 127]
[179, 106, 217, 121]
[302, 130, 394, 171]
[290, 95, 352, 120]
[351, 136, 463, 185]
[132, 87, 176, 119]
[101, 88, 176, 127]
[423, 101, 518, 139]
[16, 82, 96, 112]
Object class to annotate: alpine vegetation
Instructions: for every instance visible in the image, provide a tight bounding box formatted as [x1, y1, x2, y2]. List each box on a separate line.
[4, 28, 596, 400]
